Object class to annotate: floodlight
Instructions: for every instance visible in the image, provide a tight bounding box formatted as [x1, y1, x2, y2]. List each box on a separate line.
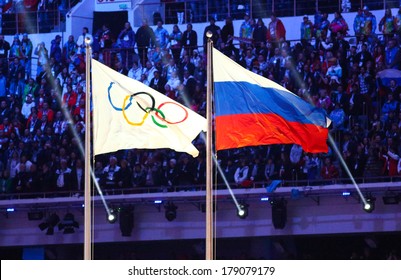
[58, 213, 79, 234]
[119, 208, 134, 236]
[165, 202, 177, 222]
[38, 213, 60, 235]
[271, 198, 287, 229]
[363, 195, 376, 213]
[237, 203, 249, 219]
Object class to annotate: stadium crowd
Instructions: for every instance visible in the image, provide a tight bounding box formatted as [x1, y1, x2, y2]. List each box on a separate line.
[1, 5, 401, 197]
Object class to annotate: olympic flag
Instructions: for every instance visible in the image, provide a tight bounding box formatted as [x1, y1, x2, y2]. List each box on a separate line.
[92, 59, 207, 157]
[213, 48, 330, 153]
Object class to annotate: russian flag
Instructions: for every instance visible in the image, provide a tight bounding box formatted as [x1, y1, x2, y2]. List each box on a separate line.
[212, 48, 330, 153]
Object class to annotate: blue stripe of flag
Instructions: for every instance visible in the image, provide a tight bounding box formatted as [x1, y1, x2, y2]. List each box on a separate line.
[214, 81, 327, 127]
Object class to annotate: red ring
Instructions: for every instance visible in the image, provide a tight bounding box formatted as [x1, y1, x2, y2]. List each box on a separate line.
[155, 102, 189, 124]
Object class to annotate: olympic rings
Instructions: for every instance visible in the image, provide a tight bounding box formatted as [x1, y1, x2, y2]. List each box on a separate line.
[107, 81, 189, 128]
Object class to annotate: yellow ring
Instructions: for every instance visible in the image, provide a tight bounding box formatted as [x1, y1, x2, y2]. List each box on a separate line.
[122, 95, 149, 126]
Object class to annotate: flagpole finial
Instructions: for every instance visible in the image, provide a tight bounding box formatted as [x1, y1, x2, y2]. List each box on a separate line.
[85, 37, 92, 46]
[206, 31, 213, 39]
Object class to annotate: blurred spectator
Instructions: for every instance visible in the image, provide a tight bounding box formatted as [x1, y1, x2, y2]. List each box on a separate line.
[21, 34, 33, 80]
[253, 17, 267, 52]
[306, 153, 321, 181]
[379, 8, 396, 44]
[12, 162, 31, 194]
[361, 6, 377, 42]
[329, 11, 348, 38]
[266, 12, 286, 48]
[136, 19, 156, 66]
[149, 70, 167, 94]
[326, 58, 342, 86]
[356, 43, 373, 67]
[8, 57, 25, 97]
[0, 70, 6, 99]
[50, 35, 62, 64]
[142, 60, 156, 82]
[166, 71, 181, 95]
[139, 73, 150, 86]
[115, 60, 128, 76]
[62, 84, 77, 111]
[385, 38, 401, 69]
[384, 79, 401, 98]
[63, 35, 78, 66]
[165, 158, 178, 189]
[300, 15, 314, 44]
[353, 8, 364, 43]
[396, 5, 401, 40]
[115, 159, 132, 189]
[101, 156, 120, 190]
[220, 16, 237, 58]
[21, 94, 35, 119]
[76, 27, 93, 55]
[176, 155, 195, 186]
[179, 54, 195, 77]
[320, 157, 339, 182]
[34, 42, 48, 75]
[314, 11, 329, 46]
[127, 61, 142, 81]
[203, 17, 221, 50]
[234, 157, 250, 187]
[182, 23, 198, 57]
[154, 20, 169, 50]
[9, 35, 22, 60]
[239, 13, 253, 41]
[0, 35, 10, 65]
[132, 162, 146, 189]
[55, 158, 72, 193]
[330, 103, 346, 132]
[118, 22, 136, 68]
[169, 24, 183, 63]
[194, 155, 206, 185]
[381, 93, 398, 122]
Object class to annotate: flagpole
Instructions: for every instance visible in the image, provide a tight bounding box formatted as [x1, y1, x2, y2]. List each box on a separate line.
[205, 32, 214, 260]
[84, 39, 92, 260]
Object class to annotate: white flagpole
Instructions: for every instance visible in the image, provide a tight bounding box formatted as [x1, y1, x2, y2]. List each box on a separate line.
[205, 32, 214, 260]
[84, 39, 92, 260]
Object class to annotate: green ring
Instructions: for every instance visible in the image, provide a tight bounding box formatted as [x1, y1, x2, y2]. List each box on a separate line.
[146, 107, 168, 128]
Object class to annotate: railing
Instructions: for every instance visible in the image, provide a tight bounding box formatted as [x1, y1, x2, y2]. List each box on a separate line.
[1, 176, 401, 201]
[136, 0, 401, 27]
[1, 9, 62, 34]
[0, 0, 81, 34]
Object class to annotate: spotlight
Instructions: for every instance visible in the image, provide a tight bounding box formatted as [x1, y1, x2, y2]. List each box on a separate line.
[107, 208, 118, 224]
[363, 195, 376, 213]
[38, 213, 60, 235]
[237, 203, 249, 219]
[119, 208, 134, 236]
[270, 198, 287, 229]
[383, 193, 400, 205]
[58, 213, 79, 234]
[164, 202, 177, 222]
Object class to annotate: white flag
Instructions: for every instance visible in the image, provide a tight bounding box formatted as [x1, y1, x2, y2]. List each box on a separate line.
[92, 59, 207, 157]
